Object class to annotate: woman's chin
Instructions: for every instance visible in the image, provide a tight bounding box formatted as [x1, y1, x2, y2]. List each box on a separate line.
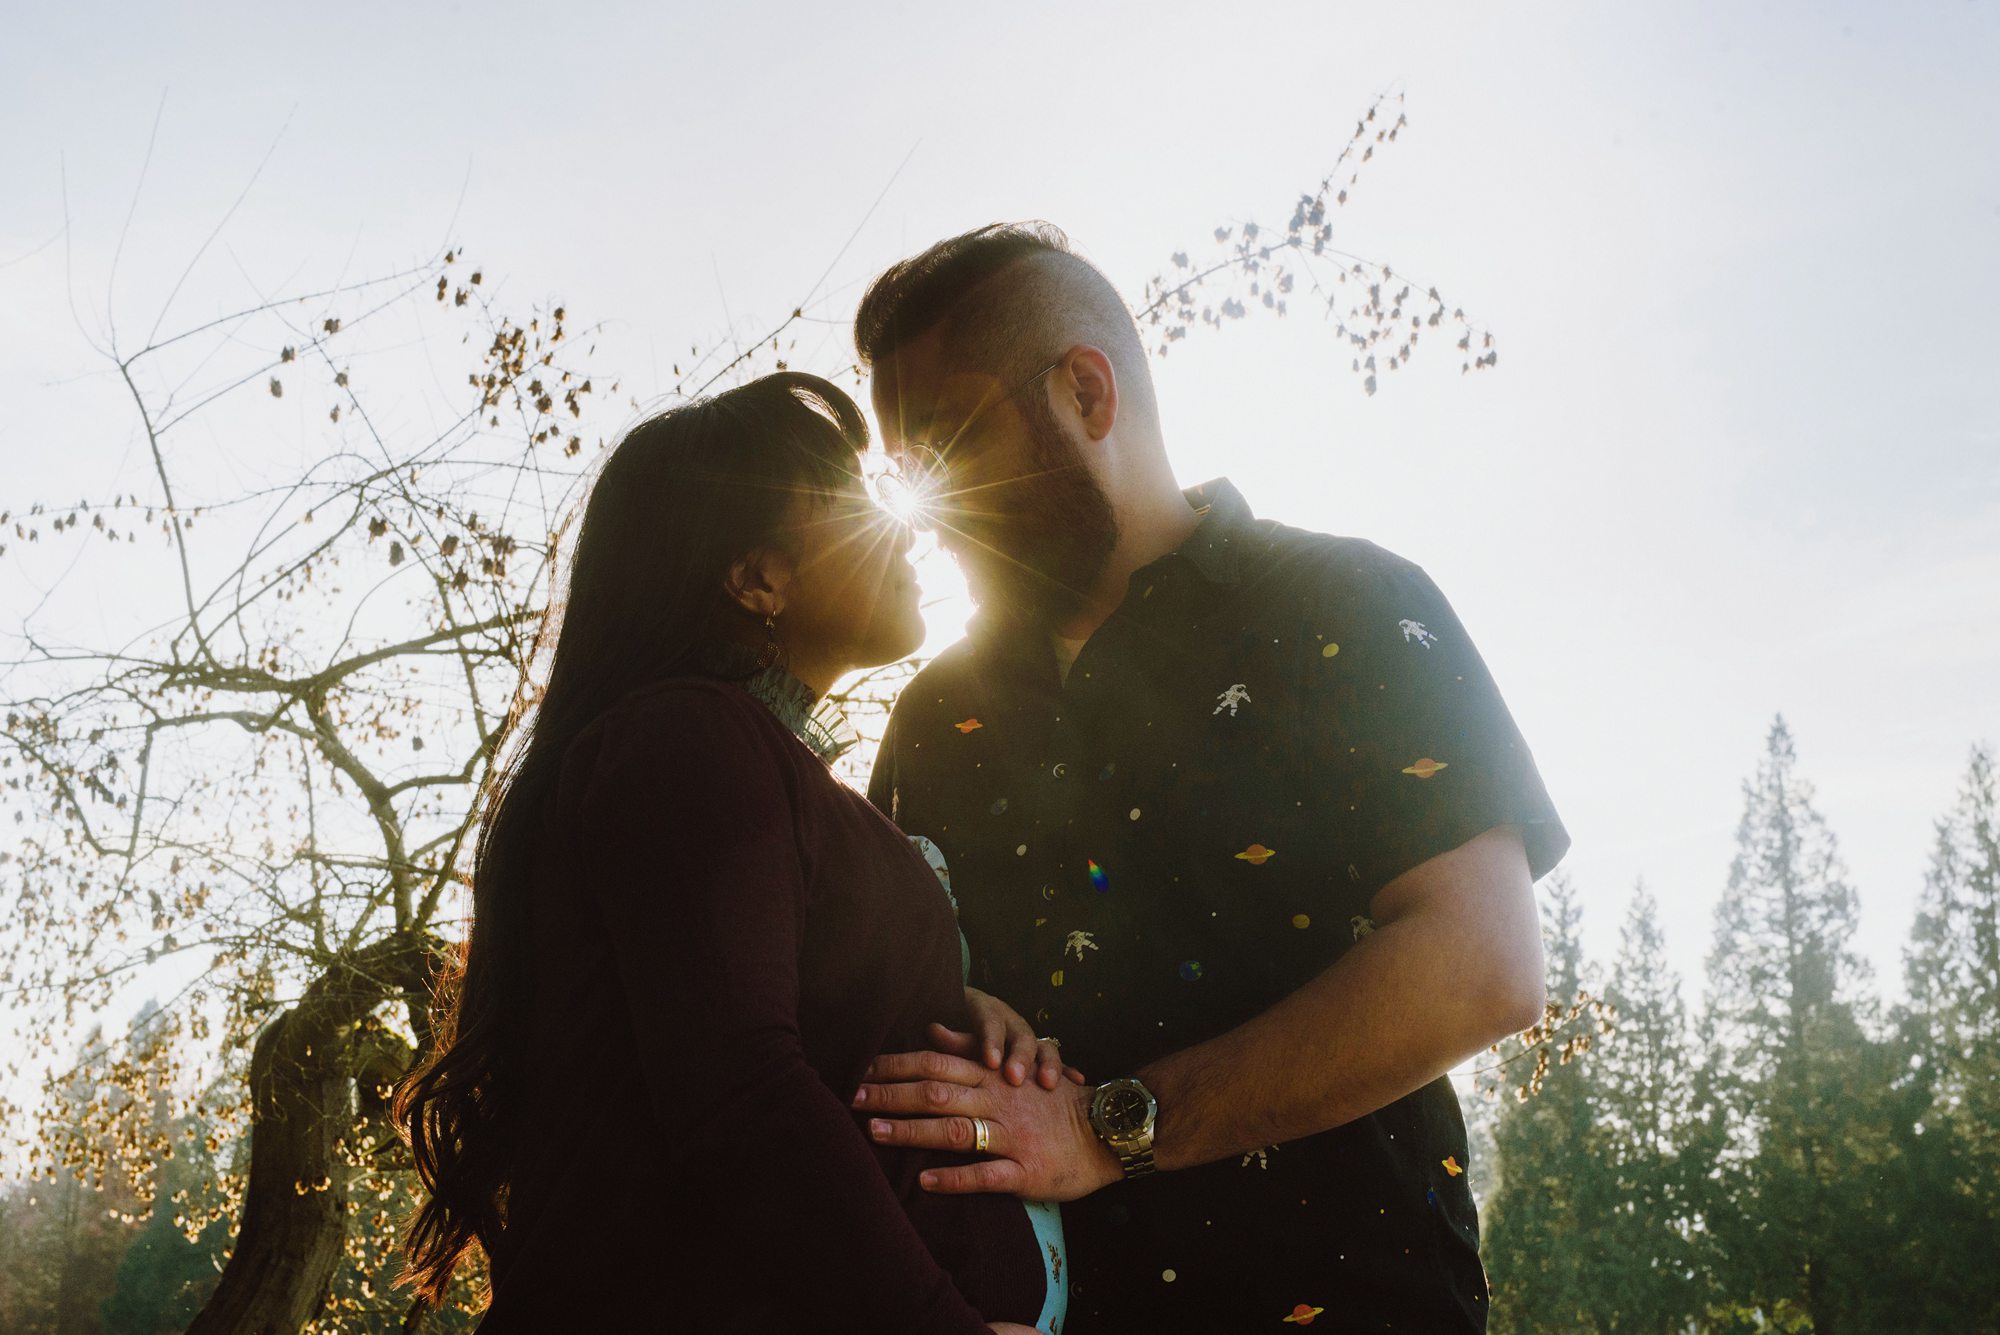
[860, 610, 927, 667]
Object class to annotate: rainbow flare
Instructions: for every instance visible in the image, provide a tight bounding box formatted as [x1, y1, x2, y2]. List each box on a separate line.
[1087, 859, 1110, 892]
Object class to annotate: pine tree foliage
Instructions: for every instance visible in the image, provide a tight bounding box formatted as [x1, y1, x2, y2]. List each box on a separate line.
[1593, 882, 1702, 1331]
[1482, 873, 1621, 1333]
[1894, 744, 2000, 1328]
[1700, 716, 1898, 1333]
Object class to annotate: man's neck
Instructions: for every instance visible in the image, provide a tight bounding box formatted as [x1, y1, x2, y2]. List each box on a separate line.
[1051, 484, 1204, 642]
[1050, 630, 1089, 685]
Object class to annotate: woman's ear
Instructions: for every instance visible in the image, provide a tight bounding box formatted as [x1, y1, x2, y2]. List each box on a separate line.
[724, 547, 793, 619]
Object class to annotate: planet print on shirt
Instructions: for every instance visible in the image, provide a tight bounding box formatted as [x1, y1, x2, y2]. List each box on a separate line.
[1235, 843, 1277, 865]
[954, 718, 983, 733]
[1402, 757, 1448, 779]
[1283, 1303, 1325, 1325]
[1442, 1155, 1465, 1177]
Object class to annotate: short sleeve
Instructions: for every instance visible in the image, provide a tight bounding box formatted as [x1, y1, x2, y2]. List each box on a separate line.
[1303, 545, 1569, 910]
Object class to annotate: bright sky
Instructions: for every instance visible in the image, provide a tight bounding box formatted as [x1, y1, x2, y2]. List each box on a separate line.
[3, 0, 1996, 1061]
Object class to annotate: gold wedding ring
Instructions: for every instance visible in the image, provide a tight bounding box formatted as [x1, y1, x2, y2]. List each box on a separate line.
[1038, 1035, 1061, 1047]
[970, 1116, 992, 1153]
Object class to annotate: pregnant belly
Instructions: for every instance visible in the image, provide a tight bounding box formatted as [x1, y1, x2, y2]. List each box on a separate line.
[896, 1167, 1065, 1326]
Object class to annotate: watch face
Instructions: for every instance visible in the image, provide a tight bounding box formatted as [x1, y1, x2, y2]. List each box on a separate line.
[1100, 1086, 1150, 1135]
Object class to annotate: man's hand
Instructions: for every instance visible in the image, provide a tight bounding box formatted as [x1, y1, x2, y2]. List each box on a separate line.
[927, 986, 1088, 1090]
[852, 1050, 1122, 1201]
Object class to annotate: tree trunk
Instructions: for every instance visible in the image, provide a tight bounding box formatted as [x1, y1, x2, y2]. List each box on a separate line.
[186, 935, 431, 1335]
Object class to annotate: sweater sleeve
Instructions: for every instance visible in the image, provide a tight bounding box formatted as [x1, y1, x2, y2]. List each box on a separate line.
[560, 685, 990, 1335]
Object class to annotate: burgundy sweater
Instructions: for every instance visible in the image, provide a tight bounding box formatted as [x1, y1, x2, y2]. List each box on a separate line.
[476, 677, 1045, 1332]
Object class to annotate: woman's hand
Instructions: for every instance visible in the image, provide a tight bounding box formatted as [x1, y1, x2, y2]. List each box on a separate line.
[855, 1049, 1124, 1202]
[929, 987, 1087, 1090]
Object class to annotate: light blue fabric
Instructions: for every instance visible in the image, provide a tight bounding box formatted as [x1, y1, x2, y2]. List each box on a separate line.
[739, 660, 858, 765]
[911, 835, 1066, 1328]
[1022, 1197, 1069, 1332]
[907, 835, 973, 983]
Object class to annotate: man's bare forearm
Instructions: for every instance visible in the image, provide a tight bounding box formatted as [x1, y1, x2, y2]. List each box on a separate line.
[1136, 901, 1538, 1173]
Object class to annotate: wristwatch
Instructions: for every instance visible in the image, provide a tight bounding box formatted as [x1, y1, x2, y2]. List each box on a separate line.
[1087, 1076, 1158, 1178]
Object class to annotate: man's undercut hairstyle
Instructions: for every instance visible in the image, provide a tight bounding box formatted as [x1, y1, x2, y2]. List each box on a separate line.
[854, 222, 1155, 423]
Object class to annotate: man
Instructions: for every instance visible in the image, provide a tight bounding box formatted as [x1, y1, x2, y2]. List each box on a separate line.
[850, 222, 1569, 1332]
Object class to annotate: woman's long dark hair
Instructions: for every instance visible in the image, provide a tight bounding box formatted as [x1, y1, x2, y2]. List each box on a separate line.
[391, 372, 871, 1307]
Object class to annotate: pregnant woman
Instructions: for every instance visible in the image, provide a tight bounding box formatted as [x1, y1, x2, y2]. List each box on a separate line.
[393, 372, 1070, 1332]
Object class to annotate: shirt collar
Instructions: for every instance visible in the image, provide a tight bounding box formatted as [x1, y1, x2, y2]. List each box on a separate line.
[965, 477, 1260, 669]
[1160, 476, 1257, 587]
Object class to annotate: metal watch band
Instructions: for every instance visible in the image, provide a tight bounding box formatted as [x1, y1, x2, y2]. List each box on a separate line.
[1116, 1143, 1157, 1178]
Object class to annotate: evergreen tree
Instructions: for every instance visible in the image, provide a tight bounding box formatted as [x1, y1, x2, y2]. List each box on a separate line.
[1895, 744, 2000, 1329]
[97, 1128, 228, 1335]
[1482, 873, 1620, 1332]
[1592, 881, 1701, 1332]
[1678, 1004, 1740, 1327]
[1701, 716, 1896, 1334]
[0, 1029, 146, 1335]
[98, 1007, 227, 1335]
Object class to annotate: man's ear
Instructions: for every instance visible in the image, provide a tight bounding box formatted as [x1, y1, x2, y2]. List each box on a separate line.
[1059, 346, 1120, 443]
[723, 547, 792, 619]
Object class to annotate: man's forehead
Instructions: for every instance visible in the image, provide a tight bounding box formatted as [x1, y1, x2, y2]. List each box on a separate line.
[868, 331, 943, 448]
[870, 341, 1011, 448]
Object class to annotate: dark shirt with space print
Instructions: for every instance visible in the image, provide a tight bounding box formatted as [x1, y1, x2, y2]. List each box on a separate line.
[868, 478, 1569, 1333]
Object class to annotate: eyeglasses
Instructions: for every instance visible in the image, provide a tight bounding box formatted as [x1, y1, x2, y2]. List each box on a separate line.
[873, 357, 1063, 532]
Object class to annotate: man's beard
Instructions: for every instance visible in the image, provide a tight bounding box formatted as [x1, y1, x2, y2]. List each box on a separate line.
[956, 398, 1120, 629]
